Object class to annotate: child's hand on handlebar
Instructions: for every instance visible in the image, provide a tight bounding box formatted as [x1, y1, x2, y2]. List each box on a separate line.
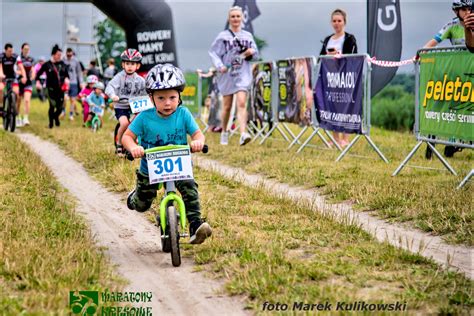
[112, 96, 119, 102]
[190, 140, 204, 153]
[131, 146, 145, 158]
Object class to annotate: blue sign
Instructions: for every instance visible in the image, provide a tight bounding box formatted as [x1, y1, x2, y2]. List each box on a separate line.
[314, 56, 365, 134]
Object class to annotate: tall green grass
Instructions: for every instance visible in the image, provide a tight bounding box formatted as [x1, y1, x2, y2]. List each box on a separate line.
[0, 130, 123, 314]
[21, 100, 474, 314]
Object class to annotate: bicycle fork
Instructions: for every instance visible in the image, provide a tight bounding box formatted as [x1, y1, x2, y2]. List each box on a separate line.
[159, 182, 188, 238]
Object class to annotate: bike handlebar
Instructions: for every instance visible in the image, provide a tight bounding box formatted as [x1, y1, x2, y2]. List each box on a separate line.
[126, 144, 208, 161]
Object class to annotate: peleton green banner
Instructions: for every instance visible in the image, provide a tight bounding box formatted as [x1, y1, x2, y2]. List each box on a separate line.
[419, 50, 474, 143]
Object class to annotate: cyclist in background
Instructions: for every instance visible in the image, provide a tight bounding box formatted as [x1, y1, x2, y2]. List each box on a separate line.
[422, 0, 472, 159]
[0, 43, 27, 115]
[16, 43, 35, 126]
[424, 0, 471, 48]
[105, 48, 146, 156]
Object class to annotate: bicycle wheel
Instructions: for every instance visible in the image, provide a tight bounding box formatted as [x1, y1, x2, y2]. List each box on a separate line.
[92, 117, 99, 133]
[9, 93, 16, 132]
[3, 95, 10, 131]
[114, 123, 120, 146]
[167, 206, 181, 267]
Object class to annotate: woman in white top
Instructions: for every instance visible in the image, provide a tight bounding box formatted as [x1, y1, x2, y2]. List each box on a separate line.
[209, 6, 259, 146]
[319, 9, 358, 148]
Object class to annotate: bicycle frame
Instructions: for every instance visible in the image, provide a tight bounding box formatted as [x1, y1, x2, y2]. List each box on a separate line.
[144, 144, 191, 234]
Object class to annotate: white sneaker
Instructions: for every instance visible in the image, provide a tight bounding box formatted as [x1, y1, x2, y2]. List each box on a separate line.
[16, 117, 23, 127]
[23, 117, 30, 126]
[220, 131, 229, 145]
[239, 132, 251, 146]
[69, 115, 74, 121]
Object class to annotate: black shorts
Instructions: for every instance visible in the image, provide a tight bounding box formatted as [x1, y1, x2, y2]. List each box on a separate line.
[115, 108, 131, 120]
[19, 80, 33, 96]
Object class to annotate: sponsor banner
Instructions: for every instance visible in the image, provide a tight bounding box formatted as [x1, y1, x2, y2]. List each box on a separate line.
[92, 0, 178, 71]
[206, 74, 222, 128]
[419, 50, 474, 142]
[368, 0, 402, 97]
[314, 55, 365, 134]
[249, 62, 273, 125]
[276, 58, 314, 125]
[182, 72, 199, 115]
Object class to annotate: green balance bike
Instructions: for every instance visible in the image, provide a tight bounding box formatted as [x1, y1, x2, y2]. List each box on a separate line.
[127, 144, 208, 267]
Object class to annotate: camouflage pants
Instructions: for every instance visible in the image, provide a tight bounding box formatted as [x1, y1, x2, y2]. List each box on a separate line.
[130, 170, 201, 224]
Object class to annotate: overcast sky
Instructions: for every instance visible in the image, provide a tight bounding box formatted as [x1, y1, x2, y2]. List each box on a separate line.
[1, 0, 455, 73]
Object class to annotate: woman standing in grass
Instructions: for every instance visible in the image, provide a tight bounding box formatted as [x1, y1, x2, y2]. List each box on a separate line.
[319, 8, 358, 148]
[209, 6, 259, 146]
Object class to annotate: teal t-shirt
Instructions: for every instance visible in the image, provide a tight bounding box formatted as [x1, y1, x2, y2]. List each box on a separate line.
[128, 106, 199, 175]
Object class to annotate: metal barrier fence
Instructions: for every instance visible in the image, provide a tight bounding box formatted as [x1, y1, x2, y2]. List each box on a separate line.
[393, 46, 473, 183]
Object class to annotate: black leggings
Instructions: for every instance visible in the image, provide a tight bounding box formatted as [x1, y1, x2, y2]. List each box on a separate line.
[47, 88, 64, 128]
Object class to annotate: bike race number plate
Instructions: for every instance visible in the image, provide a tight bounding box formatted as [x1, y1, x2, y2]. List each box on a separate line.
[146, 148, 194, 184]
[129, 95, 155, 114]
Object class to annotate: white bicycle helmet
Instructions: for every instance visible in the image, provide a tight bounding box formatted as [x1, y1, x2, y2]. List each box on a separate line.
[120, 48, 143, 63]
[452, 0, 472, 10]
[146, 63, 186, 93]
[87, 75, 99, 84]
[93, 82, 105, 90]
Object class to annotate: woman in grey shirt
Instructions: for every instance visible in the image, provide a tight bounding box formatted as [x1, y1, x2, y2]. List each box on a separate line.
[209, 6, 258, 146]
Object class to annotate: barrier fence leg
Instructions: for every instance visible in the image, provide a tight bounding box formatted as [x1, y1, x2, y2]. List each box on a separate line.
[457, 169, 473, 189]
[251, 122, 268, 142]
[324, 130, 343, 151]
[259, 123, 279, 144]
[335, 135, 361, 162]
[296, 128, 318, 153]
[200, 117, 209, 133]
[316, 128, 332, 148]
[427, 142, 457, 176]
[282, 123, 299, 144]
[365, 135, 389, 163]
[392, 141, 423, 176]
[287, 126, 308, 149]
[276, 124, 291, 143]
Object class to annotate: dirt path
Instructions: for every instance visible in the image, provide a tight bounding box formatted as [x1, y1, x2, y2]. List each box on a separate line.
[195, 157, 473, 280]
[17, 133, 248, 315]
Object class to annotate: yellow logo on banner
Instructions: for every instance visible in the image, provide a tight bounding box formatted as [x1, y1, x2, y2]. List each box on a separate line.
[423, 74, 474, 106]
[182, 86, 196, 97]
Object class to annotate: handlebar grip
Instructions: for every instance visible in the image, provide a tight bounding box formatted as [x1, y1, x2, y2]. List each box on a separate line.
[125, 151, 134, 161]
[202, 144, 209, 154]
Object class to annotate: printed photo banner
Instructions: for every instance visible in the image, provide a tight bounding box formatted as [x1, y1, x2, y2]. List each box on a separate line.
[276, 58, 314, 126]
[419, 50, 474, 143]
[182, 72, 199, 115]
[249, 62, 273, 124]
[205, 74, 222, 128]
[314, 55, 365, 134]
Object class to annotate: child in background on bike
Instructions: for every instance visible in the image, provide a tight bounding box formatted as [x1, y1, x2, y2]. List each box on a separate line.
[79, 75, 98, 124]
[122, 64, 212, 245]
[105, 48, 146, 156]
[85, 82, 105, 128]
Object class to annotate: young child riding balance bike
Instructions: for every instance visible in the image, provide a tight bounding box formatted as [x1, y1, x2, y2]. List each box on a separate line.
[122, 63, 212, 244]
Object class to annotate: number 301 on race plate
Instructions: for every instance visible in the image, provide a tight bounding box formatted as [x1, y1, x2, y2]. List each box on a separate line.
[146, 148, 194, 184]
[129, 95, 154, 114]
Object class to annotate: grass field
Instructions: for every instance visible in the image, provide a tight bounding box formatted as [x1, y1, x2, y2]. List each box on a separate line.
[0, 129, 123, 314]
[202, 123, 473, 246]
[14, 100, 473, 314]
